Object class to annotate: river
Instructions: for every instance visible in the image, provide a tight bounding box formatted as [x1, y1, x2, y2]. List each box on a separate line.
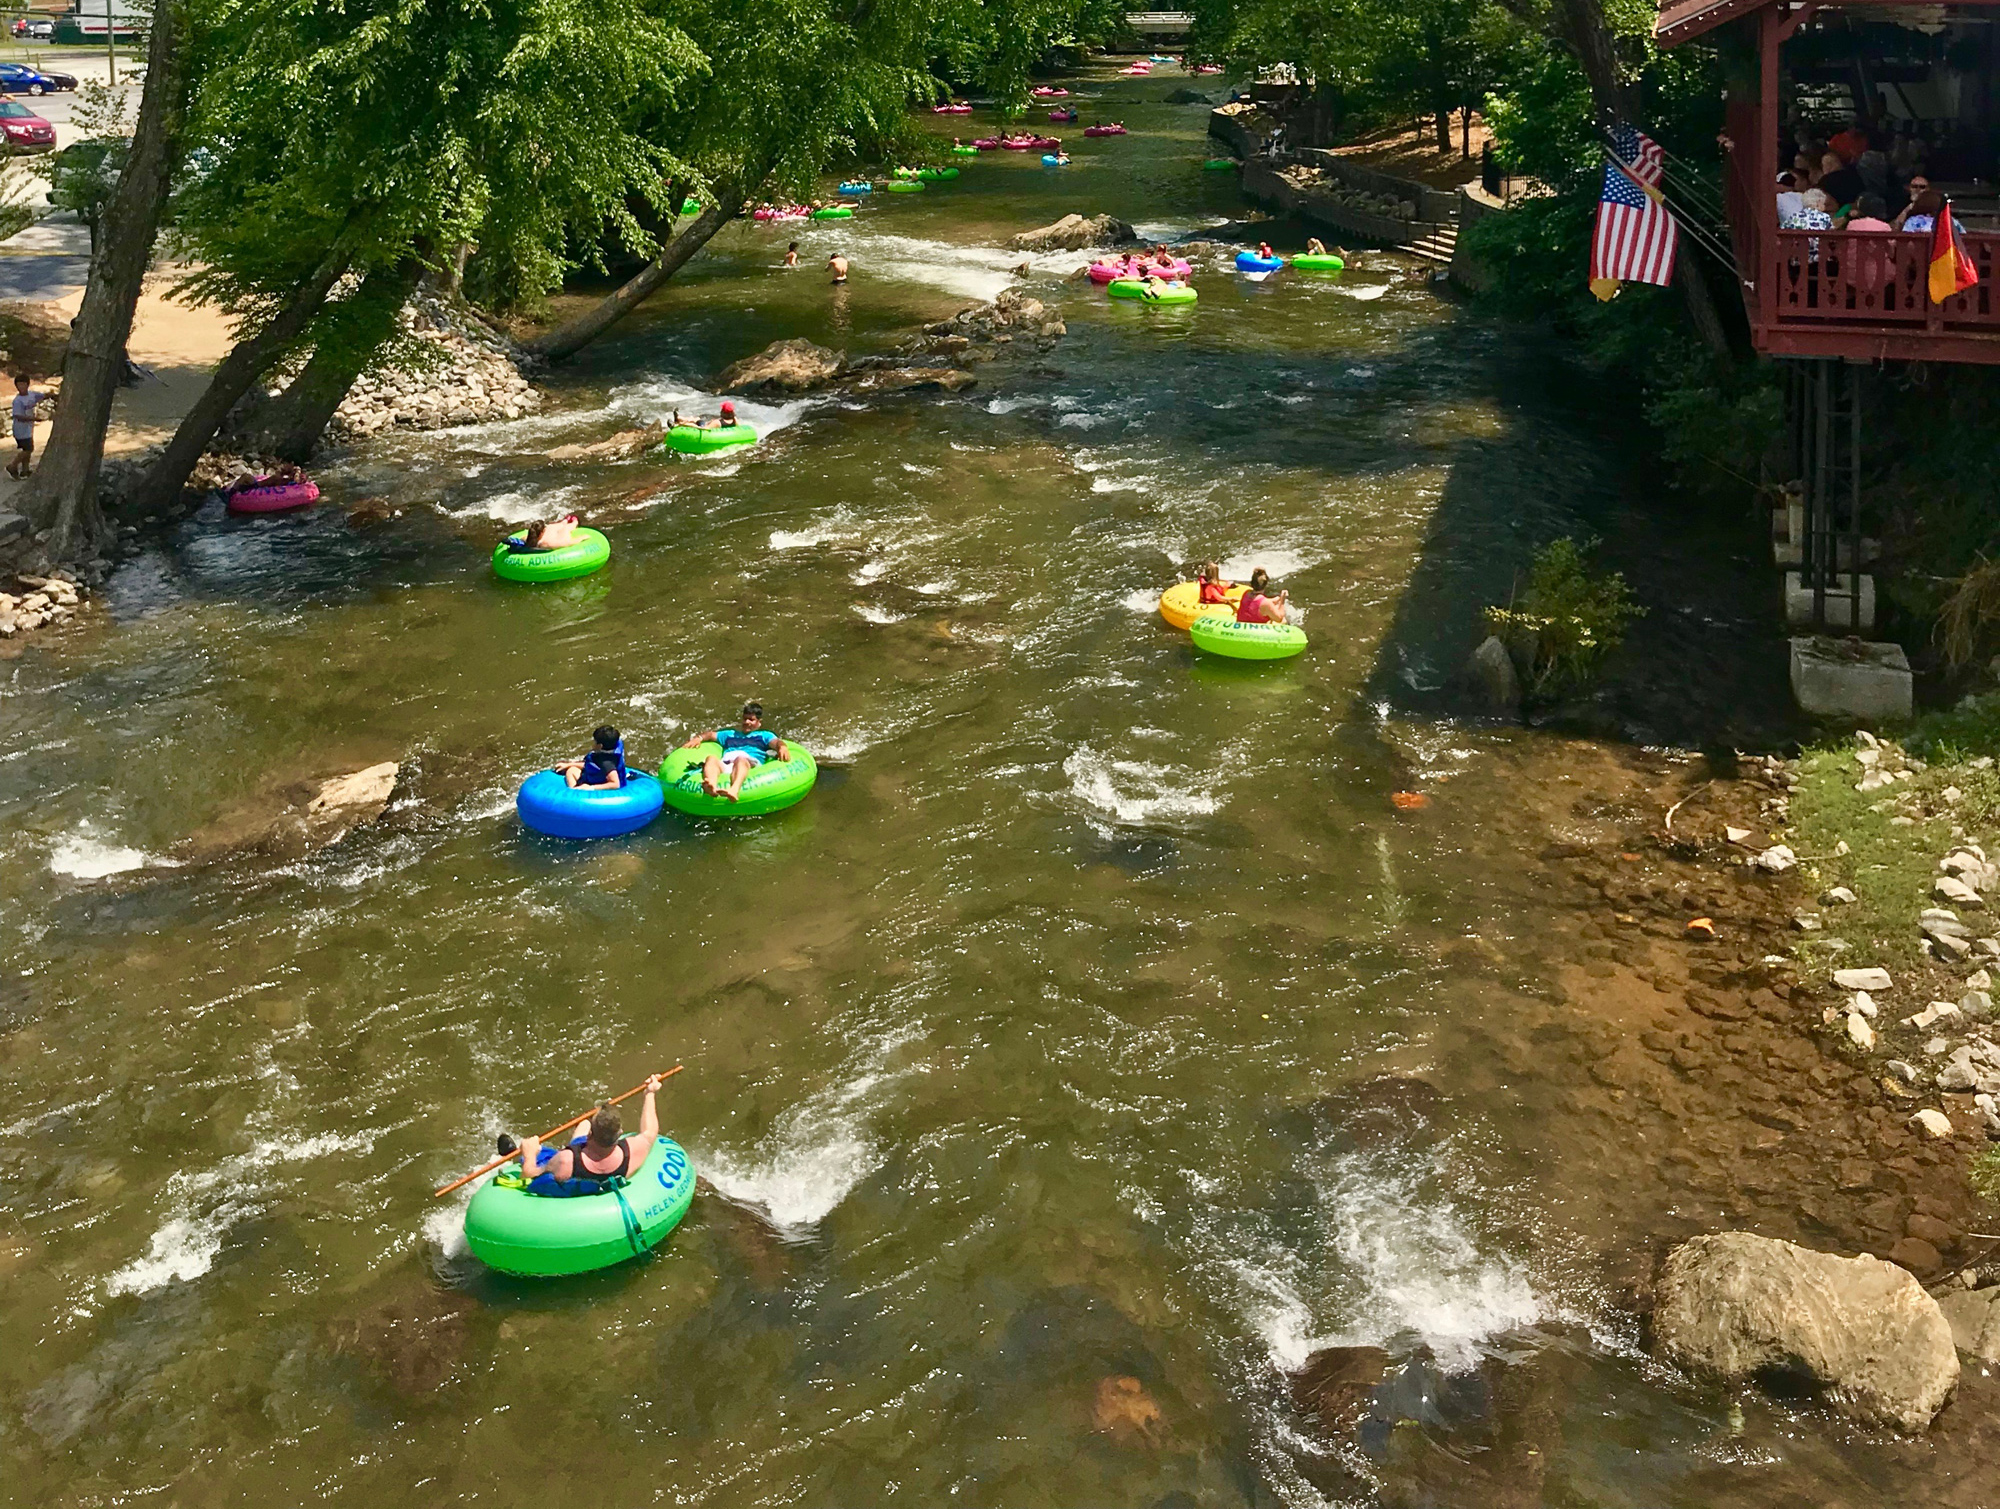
[3, 63, 1950, 1509]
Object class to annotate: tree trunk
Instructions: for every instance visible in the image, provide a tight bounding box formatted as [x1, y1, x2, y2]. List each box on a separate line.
[527, 189, 747, 362]
[124, 251, 352, 516]
[19, 0, 185, 557]
[228, 257, 422, 462]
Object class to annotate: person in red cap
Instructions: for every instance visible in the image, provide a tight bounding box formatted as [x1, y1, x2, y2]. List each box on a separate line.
[670, 401, 740, 430]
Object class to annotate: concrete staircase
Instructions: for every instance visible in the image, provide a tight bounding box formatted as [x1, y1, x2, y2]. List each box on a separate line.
[1400, 218, 1458, 265]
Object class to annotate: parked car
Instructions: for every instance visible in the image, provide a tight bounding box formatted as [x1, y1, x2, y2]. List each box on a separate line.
[0, 63, 74, 94]
[0, 100, 56, 153]
[24, 18, 52, 38]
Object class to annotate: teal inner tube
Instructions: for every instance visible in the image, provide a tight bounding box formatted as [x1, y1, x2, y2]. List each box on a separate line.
[1107, 278, 1197, 305]
[811, 205, 853, 220]
[464, 1136, 697, 1277]
[660, 741, 818, 818]
[1189, 614, 1307, 661]
[662, 422, 758, 455]
[491, 527, 611, 583]
[916, 166, 959, 181]
[886, 179, 925, 193]
[1292, 254, 1345, 272]
[1041, 154, 1068, 166]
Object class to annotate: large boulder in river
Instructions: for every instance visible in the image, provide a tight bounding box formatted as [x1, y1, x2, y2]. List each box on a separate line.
[1651, 1232, 1957, 1432]
[717, 338, 845, 393]
[1008, 213, 1138, 253]
[1164, 88, 1212, 104]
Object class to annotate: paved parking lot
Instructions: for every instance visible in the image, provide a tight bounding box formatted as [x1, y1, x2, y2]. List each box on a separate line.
[0, 50, 142, 301]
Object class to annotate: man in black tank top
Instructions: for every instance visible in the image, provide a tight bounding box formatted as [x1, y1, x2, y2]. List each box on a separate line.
[510, 1074, 663, 1194]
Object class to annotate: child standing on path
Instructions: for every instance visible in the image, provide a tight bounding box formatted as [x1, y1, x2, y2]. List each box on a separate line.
[8, 373, 43, 479]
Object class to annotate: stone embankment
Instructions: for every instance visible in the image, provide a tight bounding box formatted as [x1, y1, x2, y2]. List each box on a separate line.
[0, 559, 83, 637]
[321, 289, 540, 441]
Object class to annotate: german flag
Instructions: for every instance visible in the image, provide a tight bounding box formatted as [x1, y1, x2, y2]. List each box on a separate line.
[1929, 199, 1980, 304]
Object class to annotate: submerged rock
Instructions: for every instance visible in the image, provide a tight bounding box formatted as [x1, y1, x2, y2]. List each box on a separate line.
[1091, 1374, 1164, 1445]
[1008, 213, 1138, 252]
[544, 422, 665, 462]
[1290, 1344, 1388, 1430]
[717, 338, 846, 393]
[179, 761, 403, 863]
[1651, 1231, 1957, 1432]
[1465, 635, 1521, 712]
[842, 366, 977, 395]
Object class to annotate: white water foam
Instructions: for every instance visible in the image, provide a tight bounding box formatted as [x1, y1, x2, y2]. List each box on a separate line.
[49, 828, 173, 880]
[447, 484, 582, 526]
[1273, 1145, 1543, 1376]
[1061, 745, 1221, 830]
[697, 1055, 909, 1235]
[106, 1129, 376, 1296]
[851, 604, 907, 625]
[422, 1191, 473, 1261]
[1219, 546, 1321, 582]
[1337, 283, 1391, 301]
[1120, 588, 1159, 614]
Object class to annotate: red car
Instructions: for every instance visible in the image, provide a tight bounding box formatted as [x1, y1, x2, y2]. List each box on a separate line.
[0, 99, 54, 153]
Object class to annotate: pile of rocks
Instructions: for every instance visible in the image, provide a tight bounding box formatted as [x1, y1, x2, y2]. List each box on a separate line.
[0, 567, 82, 636]
[323, 289, 541, 440]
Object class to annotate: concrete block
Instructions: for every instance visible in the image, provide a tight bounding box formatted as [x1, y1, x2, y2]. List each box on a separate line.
[1785, 571, 1875, 631]
[1773, 536, 1880, 570]
[1790, 636, 1912, 722]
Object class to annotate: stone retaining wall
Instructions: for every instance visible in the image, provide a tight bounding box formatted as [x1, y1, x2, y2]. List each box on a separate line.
[1240, 159, 1419, 246]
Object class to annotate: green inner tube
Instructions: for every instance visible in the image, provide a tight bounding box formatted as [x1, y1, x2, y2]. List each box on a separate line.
[1202, 158, 1237, 171]
[1292, 254, 1345, 272]
[1107, 278, 1197, 305]
[680, 197, 701, 214]
[662, 422, 758, 455]
[1189, 614, 1307, 661]
[886, 179, 926, 193]
[660, 741, 819, 818]
[916, 166, 960, 181]
[811, 205, 854, 220]
[490, 527, 611, 583]
[464, 1136, 698, 1277]
[951, 145, 979, 156]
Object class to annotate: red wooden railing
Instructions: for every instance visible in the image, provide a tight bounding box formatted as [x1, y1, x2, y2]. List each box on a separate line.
[1768, 229, 2000, 334]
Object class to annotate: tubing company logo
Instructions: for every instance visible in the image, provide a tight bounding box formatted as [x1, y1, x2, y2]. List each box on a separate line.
[644, 1145, 692, 1218]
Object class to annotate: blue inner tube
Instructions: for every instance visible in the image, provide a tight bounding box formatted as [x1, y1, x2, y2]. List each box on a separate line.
[1235, 251, 1285, 273]
[516, 769, 665, 839]
[1041, 154, 1068, 166]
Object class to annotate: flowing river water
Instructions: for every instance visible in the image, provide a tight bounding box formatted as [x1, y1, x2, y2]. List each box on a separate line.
[1, 65, 1958, 1509]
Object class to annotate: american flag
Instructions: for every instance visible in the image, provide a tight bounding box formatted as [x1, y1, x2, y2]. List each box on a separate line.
[1590, 124, 1678, 292]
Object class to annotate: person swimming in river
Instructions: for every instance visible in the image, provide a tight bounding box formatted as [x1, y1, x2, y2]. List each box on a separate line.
[506, 513, 579, 552]
[683, 702, 791, 802]
[784, 242, 799, 268]
[1235, 568, 1288, 623]
[501, 1073, 664, 1196]
[828, 252, 849, 285]
[551, 725, 627, 790]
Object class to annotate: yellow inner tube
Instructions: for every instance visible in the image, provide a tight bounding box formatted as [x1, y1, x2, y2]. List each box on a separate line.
[1158, 580, 1245, 631]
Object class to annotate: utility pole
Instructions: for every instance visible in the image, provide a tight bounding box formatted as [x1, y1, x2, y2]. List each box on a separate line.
[105, 0, 115, 85]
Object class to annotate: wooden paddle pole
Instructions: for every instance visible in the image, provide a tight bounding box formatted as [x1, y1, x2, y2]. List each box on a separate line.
[431, 1065, 683, 1198]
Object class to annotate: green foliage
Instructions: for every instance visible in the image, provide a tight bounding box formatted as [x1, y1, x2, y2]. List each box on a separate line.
[1484, 537, 1642, 694]
[1974, 1146, 2000, 1209]
[37, 80, 132, 244]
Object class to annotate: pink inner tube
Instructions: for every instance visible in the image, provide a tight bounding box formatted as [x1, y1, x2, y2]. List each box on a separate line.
[1031, 87, 1068, 97]
[1048, 110, 1076, 121]
[227, 478, 319, 514]
[932, 103, 971, 113]
[1087, 261, 1133, 284]
[972, 137, 1002, 149]
[753, 206, 809, 221]
[1139, 258, 1193, 278]
[1083, 125, 1126, 137]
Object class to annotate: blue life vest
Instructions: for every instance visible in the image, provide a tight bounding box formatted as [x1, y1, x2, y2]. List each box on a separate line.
[578, 739, 627, 786]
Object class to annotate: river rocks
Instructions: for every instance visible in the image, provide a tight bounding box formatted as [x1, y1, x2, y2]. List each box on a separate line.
[1651, 1231, 1957, 1432]
[1749, 843, 1796, 873]
[1936, 1037, 2000, 1093]
[179, 760, 403, 863]
[842, 366, 977, 395]
[1091, 1375, 1164, 1445]
[718, 338, 846, 393]
[1938, 1286, 2000, 1363]
[323, 289, 540, 441]
[1464, 635, 1521, 712]
[544, 422, 665, 462]
[1163, 87, 1213, 105]
[1290, 1345, 1389, 1430]
[0, 568, 85, 638]
[1833, 966, 1893, 992]
[1008, 213, 1138, 252]
[1909, 1107, 1953, 1139]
